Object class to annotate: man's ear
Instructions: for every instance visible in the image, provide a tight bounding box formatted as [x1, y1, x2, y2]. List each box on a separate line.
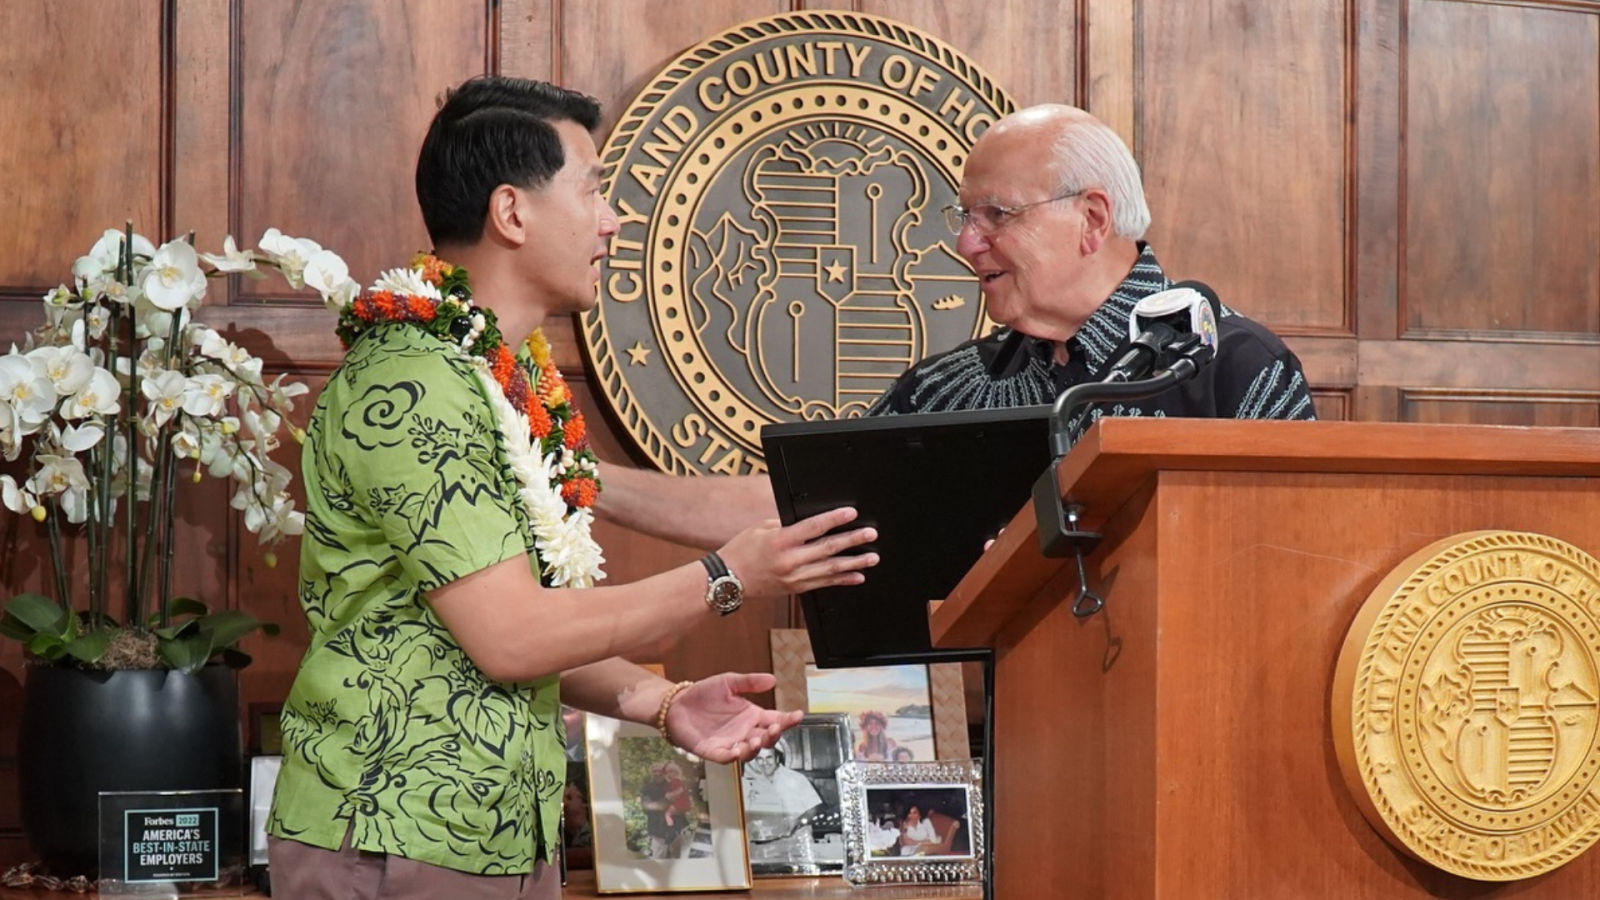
[484, 183, 528, 247]
[1079, 189, 1112, 255]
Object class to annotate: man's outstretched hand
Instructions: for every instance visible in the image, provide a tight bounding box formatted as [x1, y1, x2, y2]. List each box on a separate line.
[663, 672, 803, 763]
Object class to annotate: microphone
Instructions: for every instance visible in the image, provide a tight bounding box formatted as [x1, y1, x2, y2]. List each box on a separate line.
[1034, 280, 1225, 558]
[1102, 284, 1219, 382]
[1044, 281, 1223, 459]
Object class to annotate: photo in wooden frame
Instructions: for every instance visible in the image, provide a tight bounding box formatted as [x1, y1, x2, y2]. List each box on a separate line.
[585, 714, 751, 893]
[769, 628, 968, 761]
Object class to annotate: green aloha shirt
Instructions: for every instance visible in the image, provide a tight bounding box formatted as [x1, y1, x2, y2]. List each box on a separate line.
[267, 324, 564, 874]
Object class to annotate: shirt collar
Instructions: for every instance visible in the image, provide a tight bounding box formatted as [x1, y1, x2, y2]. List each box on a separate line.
[1067, 243, 1170, 375]
[992, 243, 1171, 378]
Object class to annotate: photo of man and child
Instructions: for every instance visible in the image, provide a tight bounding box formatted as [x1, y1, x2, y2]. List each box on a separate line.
[619, 739, 712, 861]
[864, 786, 973, 860]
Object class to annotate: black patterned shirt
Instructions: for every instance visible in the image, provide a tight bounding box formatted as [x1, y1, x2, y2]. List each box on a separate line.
[866, 245, 1316, 440]
[267, 324, 562, 874]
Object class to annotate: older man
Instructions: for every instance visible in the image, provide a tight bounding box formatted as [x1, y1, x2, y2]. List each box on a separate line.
[598, 103, 1315, 546]
[867, 104, 1315, 435]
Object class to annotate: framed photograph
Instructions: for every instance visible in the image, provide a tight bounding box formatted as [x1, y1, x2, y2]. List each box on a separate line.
[837, 759, 984, 886]
[585, 714, 751, 893]
[741, 713, 850, 876]
[560, 705, 593, 870]
[770, 629, 968, 761]
[247, 702, 282, 756]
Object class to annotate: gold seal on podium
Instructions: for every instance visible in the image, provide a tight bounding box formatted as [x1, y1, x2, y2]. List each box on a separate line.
[1334, 531, 1600, 880]
[580, 13, 1012, 476]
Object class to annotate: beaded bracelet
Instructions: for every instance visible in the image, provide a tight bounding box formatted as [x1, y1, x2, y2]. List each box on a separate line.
[656, 680, 695, 740]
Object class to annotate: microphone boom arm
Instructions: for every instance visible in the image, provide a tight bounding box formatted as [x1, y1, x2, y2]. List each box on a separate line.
[1036, 337, 1214, 559]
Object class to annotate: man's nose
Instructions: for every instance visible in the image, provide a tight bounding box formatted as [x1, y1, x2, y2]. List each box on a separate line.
[955, 223, 988, 260]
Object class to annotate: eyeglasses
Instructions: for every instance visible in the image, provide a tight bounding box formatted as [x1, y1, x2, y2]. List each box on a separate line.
[941, 189, 1086, 235]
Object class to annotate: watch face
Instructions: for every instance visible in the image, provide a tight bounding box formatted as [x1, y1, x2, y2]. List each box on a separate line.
[709, 576, 743, 612]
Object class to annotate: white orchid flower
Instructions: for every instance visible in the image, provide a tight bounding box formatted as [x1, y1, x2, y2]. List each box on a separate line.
[141, 240, 208, 311]
[29, 345, 92, 395]
[61, 366, 121, 420]
[73, 229, 157, 281]
[266, 373, 310, 409]
[260, 457, 293, 495]
[28, 454, 91, 524]
[199, 235, 257, 273]
[81, 304, 111, 341]
[133, 347, 166, 382]
[0, 474, 40, 517]
[197, 329, 262, 383]
[371, 266, 443, 301]
[0, 353, 57, 435]
[257, 228, 323, 288]
[182, 373, 233, 418]
[141, 369, 188, 428]
[304, 249, 360, 311]
[136, 294, 193, 341]
[59, 423, 105, 453]
[206, 440, 241, 479]
[94, 277, 141, 307]
[171, 421, 202, 459]
[0, 403, 17, 460]
[43, 285, 79, 314]
[242, 408, 283, 449]
[247, 494, 304, 543]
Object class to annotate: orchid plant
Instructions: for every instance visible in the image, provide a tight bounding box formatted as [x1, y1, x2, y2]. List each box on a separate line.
[0, 226, 359, 672]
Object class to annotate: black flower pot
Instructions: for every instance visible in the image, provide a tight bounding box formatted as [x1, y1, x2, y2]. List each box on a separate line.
[17, 664, 242, 877]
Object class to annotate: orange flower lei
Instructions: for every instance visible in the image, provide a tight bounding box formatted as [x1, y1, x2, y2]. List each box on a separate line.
[338, 253, 600, 510]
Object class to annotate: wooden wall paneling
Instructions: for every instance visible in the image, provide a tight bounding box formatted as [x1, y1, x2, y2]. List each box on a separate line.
[1359, 336, 1600, 391]
[0, 0, 165, 294]
[1310, 389, 1352, 421]
[172, 0, 232, 250]
[855, 0, 1080, 108]
[1137, 0, 1351, 336]
[1398, 388, 1600, 426]
[1403, 0, 1600, 339]
[1355, 0, 1402, 342]
[1286, 333, 1358, 406]
[499, 0, 556, 80]
[1085, 0, 1137, 143]
[235, 0, 494, 298]
[558, 0, 788, 136]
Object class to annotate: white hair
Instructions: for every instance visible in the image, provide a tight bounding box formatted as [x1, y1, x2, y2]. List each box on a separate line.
[1050, 117, 1151, 240]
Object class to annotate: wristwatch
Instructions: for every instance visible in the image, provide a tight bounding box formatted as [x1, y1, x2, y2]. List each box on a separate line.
[700, 552, 744, 615]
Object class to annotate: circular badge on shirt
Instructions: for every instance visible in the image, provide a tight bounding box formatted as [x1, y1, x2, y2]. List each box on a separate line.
[581, 12, 1012, 475]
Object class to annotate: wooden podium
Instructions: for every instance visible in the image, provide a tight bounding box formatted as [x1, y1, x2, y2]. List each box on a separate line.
[929, 419, 1600, 898]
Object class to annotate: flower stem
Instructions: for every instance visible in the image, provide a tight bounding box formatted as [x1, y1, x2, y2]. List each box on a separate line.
[45, 498, 69, 608]
[125, 301, 139, 625]
[160, 448, 179, 614]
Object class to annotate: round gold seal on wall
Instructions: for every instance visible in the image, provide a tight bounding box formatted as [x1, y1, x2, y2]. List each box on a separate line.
[580, 13, 1013, 475]
[1333, 531, 1600, 880]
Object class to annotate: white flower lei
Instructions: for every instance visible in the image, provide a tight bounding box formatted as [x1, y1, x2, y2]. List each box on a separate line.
[468, 358, 605, 588]
[354, 266, 606, 588]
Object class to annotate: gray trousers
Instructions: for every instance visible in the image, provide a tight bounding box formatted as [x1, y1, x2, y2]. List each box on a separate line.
[266, 827, 560, 900]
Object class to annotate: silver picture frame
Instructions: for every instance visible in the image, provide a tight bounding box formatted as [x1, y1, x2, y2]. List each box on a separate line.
[838, 759, 984, 886]
[741, 713, 850, 876]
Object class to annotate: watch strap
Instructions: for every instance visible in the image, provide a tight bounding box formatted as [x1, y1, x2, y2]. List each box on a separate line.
[701, 552, 730, 580]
